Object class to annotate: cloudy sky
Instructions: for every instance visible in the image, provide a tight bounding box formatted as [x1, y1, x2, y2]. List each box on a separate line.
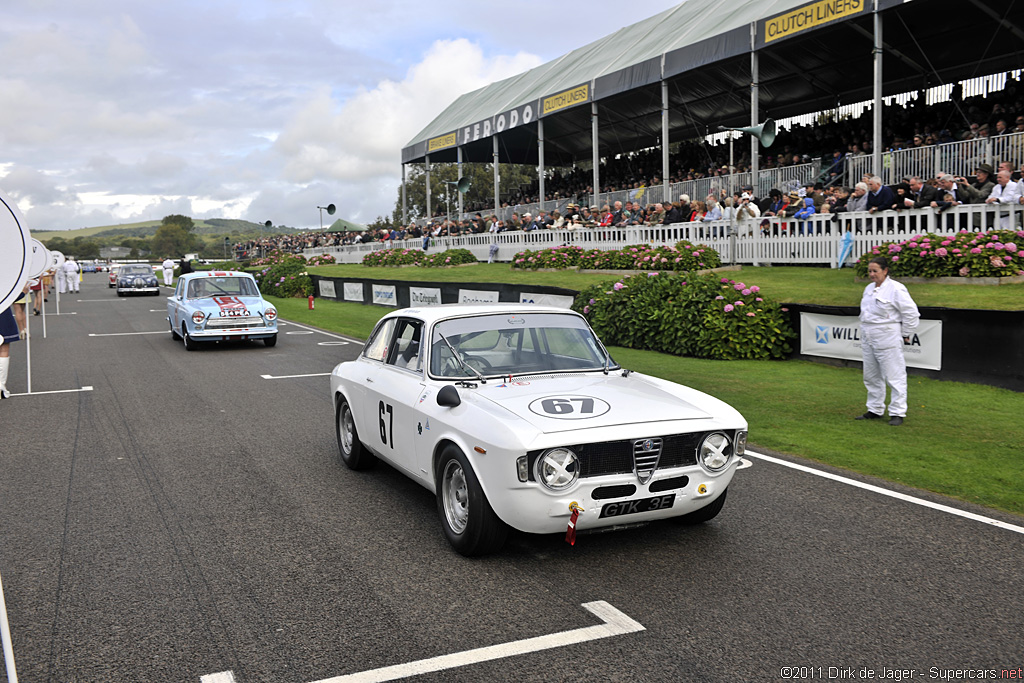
[1, 0, 683, 232]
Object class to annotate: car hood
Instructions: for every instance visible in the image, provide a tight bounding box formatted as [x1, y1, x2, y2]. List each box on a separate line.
[188, 295, 266, 314]
[474, 373, 713, 434]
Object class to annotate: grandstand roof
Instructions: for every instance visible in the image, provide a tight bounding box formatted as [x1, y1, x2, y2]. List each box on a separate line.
[402, 0, 1024, 166]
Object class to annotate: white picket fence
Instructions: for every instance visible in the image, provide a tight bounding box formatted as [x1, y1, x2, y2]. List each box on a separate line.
[307, 203, 1024, 269]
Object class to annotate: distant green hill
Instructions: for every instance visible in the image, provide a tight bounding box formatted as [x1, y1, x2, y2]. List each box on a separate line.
[34, 219, 302, 240]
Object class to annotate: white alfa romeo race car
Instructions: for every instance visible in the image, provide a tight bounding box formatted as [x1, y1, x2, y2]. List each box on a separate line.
[330, 303, 747, 556]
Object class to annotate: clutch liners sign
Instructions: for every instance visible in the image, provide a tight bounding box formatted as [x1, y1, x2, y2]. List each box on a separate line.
[763, 0, 866, 44]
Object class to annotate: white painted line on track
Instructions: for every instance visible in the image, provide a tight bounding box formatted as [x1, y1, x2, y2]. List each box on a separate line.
[279, 319, 362, 344]
[307, 601, 644, 683]
[88, 331, 167, 337]
[44, 312, 77, 315]
[8, 386, 94, 397]
[285, 330, 314, 335]
[76, 298, 123, 302]
[260, 372, 332, 380]
[200, 672, 236, 683]
[318, 341, 350, 346]
[746, 450, 1024, 536]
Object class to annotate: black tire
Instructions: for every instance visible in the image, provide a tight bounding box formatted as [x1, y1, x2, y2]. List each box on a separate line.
[183, 325, 200, 351]
[170, 321, 180, 340]
[335, 398, 374, 470]
[117, 291, 123, 297]
[435, 445, 507, 556]
[263, 335, 277, 347]
[676, 487, 728, 525]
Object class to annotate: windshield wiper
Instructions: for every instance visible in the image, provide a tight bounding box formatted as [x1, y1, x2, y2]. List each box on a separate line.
[437, 332, 487, 384]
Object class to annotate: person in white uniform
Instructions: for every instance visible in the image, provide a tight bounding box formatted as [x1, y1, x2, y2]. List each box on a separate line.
[63, 258, 80, 292]
[161, 257, 176, 286]
[856, 256, 920, 426]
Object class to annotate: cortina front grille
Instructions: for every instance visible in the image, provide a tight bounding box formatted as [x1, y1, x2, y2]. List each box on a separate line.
[205, 316, 263, 330]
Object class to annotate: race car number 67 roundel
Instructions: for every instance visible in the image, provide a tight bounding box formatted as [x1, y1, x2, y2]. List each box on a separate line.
[0, 192, 32, 314]
[528, 395, 610, 419]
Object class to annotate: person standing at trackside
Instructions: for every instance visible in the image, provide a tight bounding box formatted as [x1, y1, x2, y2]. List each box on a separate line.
[0, 302, 27, 399]
[63, 257, 80, 293]
[856, 256, 920, 426]
[161, 256, 176, 286]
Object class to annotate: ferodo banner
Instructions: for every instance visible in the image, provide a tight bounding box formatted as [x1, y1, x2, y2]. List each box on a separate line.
[800, 311, 942, 371]
[761, 0, 867, 45]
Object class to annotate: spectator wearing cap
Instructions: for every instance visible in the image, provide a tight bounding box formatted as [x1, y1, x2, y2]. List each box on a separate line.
[971, 164, 996, 198]
[736, 192, 761, 224]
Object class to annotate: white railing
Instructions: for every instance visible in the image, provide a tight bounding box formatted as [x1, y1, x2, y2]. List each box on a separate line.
[310, 203, 1024, 268]
[846, 131, 1024, 186]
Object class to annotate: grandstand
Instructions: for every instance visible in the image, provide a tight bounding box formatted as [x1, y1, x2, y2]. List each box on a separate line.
[398, 0, 1022, 221]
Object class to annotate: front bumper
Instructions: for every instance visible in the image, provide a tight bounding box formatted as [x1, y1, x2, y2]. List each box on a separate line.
[488, 461, 738, 534]
[189, 323, 277, 341]
[118, 285, 160, 294]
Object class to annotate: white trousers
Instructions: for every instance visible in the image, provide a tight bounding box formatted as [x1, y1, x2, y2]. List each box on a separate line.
[56, 269, 67, 293]
[862, 341, 908, 417]
[163, 269, 173, 286]
[68, 273, 79, 291]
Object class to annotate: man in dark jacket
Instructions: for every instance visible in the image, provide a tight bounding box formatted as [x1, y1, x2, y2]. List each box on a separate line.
[902, 176, 938, 208]
[865, 176, 895, 213]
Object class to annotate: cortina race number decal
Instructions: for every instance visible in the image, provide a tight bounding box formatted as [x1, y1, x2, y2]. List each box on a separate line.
[528, 395, 610, 420]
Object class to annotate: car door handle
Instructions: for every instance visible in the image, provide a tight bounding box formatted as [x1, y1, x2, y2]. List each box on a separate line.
[366, 377, 373, 383]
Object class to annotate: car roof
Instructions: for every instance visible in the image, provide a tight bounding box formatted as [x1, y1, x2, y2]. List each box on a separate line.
[381, 303, 579, 325]
[179, 270, 253, 280]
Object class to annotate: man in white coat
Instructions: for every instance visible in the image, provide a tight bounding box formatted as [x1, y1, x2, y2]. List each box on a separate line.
[161, 257, 176, 286]
[63, 258, 80, 293]
[856, 256, 920, 426]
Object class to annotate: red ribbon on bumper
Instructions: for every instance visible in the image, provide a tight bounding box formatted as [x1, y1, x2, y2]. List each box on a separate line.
[565, 502, 583, 546]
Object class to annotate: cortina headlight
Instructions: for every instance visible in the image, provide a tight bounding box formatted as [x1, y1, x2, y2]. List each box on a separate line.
[700, 432, 732, 471]
[534, 447, 579, 491]
[264, 307, 277, 322]
[191, 311, 206, 325]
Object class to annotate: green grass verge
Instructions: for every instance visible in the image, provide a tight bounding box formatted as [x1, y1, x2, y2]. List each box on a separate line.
[309, 263, 1024, 310]
[267, 293, 1024, 516]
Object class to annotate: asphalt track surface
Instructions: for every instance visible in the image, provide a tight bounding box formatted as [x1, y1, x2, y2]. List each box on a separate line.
[1, 273, 1022, 683]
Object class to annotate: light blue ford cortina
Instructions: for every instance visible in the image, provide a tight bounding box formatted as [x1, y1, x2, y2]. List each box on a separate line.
[167, 271, 278, 350]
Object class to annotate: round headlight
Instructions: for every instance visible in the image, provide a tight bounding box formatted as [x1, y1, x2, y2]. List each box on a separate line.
[699, 432, 732, 471]
[191, 310, 206, 325]
[264, 307, 277, 321]
[535, 447, 579, 491]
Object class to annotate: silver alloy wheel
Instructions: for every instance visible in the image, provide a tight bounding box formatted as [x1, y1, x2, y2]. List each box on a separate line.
[441, 460, 469, 534]
[339, 405, 355, 455]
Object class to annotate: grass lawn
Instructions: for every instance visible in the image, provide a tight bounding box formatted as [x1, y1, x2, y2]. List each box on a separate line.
[268, 292, 1024, 517]
[309, 263, 1024, 310]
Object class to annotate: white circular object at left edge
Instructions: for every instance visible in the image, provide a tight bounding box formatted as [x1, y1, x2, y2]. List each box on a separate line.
[0, 192, 32, 312]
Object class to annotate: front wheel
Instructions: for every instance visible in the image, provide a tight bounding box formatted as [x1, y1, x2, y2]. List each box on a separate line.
[435, 445, 507, 556]
[263, 334, 277, 347]
[676, 487, 728, 525]
[335, 398, 374, 470]
[183, 325, 200, 351]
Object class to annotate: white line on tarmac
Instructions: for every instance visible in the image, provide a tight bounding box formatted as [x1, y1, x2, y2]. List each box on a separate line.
[76, 299, 123, 302]
[260, 372, 332, 380]
[200, 672, 236, 683]
[746, 450, 1024, 536]
[45, 312, 77, 315]
[88, 331, 167, 337]
[279, 319, 362, 344]
[8, 386, 94, 397]
[307, 601, 644, 683]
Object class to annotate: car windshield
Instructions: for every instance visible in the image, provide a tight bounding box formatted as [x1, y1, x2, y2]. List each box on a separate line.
[120, 265, 154, 275]
[428, 312, 616, 379]
[187, 276, 259, 298]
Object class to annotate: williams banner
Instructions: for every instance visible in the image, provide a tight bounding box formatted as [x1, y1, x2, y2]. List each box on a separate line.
[800, 312, 943, 371]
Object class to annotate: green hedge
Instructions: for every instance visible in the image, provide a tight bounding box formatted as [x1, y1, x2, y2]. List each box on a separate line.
[855, 229, 1024, 278]
[575, 272, 795, 360]
[512, 242, 721, 272]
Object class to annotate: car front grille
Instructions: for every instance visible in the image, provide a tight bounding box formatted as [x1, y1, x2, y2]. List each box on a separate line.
[205, 316, 264, 330]
[528, 433, 703, 480]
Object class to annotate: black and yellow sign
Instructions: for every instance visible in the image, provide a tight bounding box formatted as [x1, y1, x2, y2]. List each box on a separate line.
[427, 132, 457, 153]
[763, 0, 866, 44]
[542, 84, 589, 116]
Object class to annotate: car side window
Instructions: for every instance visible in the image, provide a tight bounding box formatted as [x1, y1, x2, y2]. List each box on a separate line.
[386, 319, 423, 373]
[362, 319, 396, 363]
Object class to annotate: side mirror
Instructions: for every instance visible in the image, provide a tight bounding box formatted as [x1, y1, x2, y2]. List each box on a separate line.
[436, 384, 461, 408]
